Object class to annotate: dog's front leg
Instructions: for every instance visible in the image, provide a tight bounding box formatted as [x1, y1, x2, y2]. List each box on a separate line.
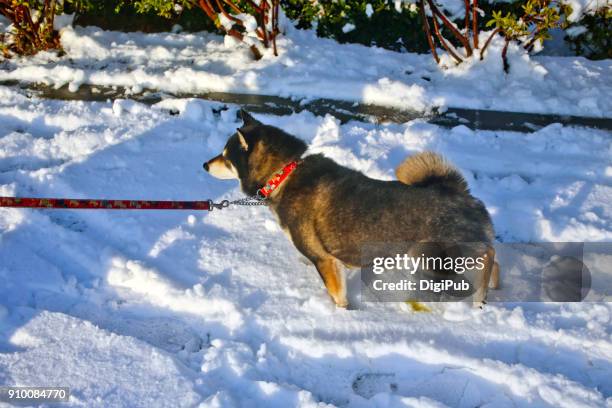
[314, 257, 348, 308]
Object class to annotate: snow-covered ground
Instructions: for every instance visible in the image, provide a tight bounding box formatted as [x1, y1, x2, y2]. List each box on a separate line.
[0, 84, 611, 407]
[0, 21, 611, 118]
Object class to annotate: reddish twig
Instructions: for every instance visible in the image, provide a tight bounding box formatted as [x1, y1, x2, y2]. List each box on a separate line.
[272, 0, 279, 56]
[428, 0, 473, 57]
[215, 0, 243, 25]
[501, 38, 510, 72]
[198, 0, 217, 20]
[196, 0, 267, 60]
[480, 27, 501, 59]
[431, 13, 464, 63]
[259, 0, 269, 47]
[418, 0, 439, 63]
[472, 0, 479, 49]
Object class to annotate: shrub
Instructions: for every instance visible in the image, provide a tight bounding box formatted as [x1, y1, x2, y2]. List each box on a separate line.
[0, 0, 88, 57]
[282, 0, 429, 53]
[120, 0, 281, 59]
[73, 0, 215, 33]
[481, 0, 572, 70]
[416, 0, 573, 69]
[564, 6, 611, 60]
[283, 0, 606, 67]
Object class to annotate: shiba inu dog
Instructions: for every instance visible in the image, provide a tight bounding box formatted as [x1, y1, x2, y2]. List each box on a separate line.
[204, 110, 499, 308]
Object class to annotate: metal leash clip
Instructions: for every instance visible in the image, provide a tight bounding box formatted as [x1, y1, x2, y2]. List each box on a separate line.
[208, 195, 267, 211]
[208, 199, 230, 211]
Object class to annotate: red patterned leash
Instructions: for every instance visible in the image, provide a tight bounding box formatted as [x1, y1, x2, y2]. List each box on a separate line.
[0, 197, 226, 211]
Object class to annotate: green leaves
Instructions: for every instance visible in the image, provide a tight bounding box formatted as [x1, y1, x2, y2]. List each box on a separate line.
[282, 0, 425, 52]
[487, 10, 528, 38]
[486, 0, 572, 49]
[117, 0, 194, 18]
[565, 6, 611, 59]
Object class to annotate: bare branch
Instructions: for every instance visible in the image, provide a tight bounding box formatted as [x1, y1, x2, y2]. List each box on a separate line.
[480, 27, 501, 59]
[432, 14, 464, 63]
[472, 0, 479, 48]
[419, 0, 440, 63]
[427, 0, 473, 57]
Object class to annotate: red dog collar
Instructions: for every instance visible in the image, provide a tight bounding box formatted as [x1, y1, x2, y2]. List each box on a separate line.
[258, 161, 300, 198]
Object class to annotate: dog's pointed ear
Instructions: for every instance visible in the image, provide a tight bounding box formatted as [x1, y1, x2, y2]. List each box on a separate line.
[236, 129, 249, 151]
[239, 109, 261, 127]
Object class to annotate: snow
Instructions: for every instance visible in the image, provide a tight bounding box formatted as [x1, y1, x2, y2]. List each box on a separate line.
[0, 85, 611, 406]
[562, 0, 611, 22]
[0, 24, 611, 117]
[218, 13, 234, 31]
[1, 312, 202, 407]
[342, 23, 356, 33]
[366, 4, 375, 18]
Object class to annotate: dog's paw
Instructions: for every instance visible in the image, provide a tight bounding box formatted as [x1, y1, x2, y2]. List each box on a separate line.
[473, 300, 487, 309]
[334, 298, 349, 309]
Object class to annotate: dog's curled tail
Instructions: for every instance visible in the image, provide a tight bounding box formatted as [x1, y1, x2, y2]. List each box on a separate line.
[395, 151, 468, 193]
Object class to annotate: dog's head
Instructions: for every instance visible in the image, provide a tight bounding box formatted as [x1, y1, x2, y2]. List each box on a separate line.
[204, 110, 307, 196]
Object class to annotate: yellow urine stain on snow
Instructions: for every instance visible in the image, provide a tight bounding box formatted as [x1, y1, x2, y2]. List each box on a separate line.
[406, 301, 431, 312]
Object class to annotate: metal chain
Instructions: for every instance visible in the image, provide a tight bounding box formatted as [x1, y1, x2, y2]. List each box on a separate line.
[208, 195, 267, 211]
[230, 196, 268, 206]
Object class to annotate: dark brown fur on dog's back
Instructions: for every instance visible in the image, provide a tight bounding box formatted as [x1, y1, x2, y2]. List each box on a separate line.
[276, 154, 493, 266]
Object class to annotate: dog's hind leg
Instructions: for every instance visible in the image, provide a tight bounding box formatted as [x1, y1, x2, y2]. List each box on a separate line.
[473, 246, 496, 308]
[490, 261, 500, 289]
[485, 246, 500, 289]
[315, 257, 348, 308]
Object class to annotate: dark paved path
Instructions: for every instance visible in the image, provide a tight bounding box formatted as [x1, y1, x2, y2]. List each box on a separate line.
[4, 81, 611, 132]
